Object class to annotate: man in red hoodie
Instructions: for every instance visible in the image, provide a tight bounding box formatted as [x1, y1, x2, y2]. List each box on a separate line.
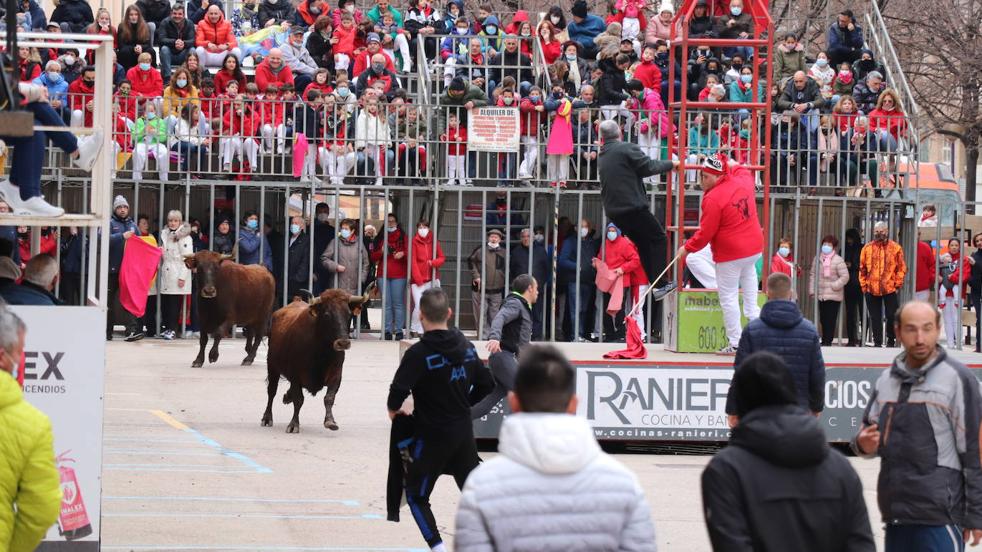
[679, 154, 764, 355]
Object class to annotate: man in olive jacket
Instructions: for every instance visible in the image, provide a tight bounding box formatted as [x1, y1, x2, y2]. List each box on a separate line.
[0, 307, 61, 552]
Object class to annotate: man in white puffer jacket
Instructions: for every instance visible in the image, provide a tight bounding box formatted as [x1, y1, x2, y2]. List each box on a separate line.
[454, 345, 657, 552]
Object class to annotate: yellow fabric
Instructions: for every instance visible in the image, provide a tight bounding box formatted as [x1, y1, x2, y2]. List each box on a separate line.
[162, 86, 200, 118]
[0, 370, 61, 552]
[139, 235, 160, 292]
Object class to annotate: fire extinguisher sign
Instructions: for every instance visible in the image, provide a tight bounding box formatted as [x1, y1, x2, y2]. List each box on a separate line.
[14, 306, 105, 550]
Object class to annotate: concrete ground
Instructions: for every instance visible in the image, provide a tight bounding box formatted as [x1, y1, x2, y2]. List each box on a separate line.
[102, 336, 887, 552]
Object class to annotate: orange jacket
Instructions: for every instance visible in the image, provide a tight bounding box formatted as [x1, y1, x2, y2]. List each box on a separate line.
[859, 239, 907, 296]
[195, 13, 237, 52]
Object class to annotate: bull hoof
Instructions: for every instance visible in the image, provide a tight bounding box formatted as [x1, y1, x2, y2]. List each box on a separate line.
[285, 422, 300, 434]
[208, 351, 219, 364]
[261, 418, 272, 427]
[241, 357, 254, 366]
[191, 360, 204, 368]
[324, 420, 339, 431]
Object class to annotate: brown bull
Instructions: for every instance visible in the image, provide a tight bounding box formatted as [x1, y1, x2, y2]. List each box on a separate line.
[184, 251, 276, 368]
[263, 287, 372, 433]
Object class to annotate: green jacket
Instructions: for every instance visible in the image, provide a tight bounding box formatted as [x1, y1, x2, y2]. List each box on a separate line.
[772, 43, 806, 82]
[366, 5, 403, 27]
[439, 84, 488, 128]
[0, 370, 61, 552]
[132, 116, 168, 146]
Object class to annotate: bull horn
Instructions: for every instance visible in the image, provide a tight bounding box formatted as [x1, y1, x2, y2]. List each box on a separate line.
[309, 296, 323, 306]
[219, 253, 234, 261]
[183, 253, 195, 259]
[350, 283, 376, 307]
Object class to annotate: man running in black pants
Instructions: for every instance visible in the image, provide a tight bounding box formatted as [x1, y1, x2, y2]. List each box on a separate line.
[471, 274, 537, 419]
[387, 287, 494, 552]
[598, 119, 679, 299]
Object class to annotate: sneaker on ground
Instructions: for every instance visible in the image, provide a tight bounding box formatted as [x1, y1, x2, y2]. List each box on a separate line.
[716, 344, 737, 356]
[73, 129, 104, 172]
[17, 196, 65, 217]
[124, 331, 145, 342]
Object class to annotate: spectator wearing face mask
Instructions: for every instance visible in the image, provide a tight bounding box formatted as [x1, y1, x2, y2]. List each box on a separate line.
[559, 219, 600, 342]
[469, 229, 508, 340]
[408, 219, 445, 336]
[859, 221, 906, 347]
[851, 49, 886, 84]
[238, 211, 273, 271]
[126, 52, 164, 100]
[32, 60, 69, 122]
[715, 0, 754, 61]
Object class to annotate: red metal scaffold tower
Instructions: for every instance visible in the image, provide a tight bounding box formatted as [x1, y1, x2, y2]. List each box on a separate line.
[666, 0, 774, 280]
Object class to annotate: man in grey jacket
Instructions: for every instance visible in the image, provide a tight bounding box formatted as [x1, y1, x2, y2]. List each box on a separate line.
[471, 274, 536, 419]
[853, 301, 982, 551]
[456, 344, 657, 551]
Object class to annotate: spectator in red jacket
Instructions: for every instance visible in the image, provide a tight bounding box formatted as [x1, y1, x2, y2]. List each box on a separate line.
[68, 65, 96, 127]
[213, 54, 248, 99]
[255, 49, 296, 92]
[16, 227, 56, 266]
[371, 213, 409, 340]
[518, 87, 545, 180]
[409, 219, 446, 335]
[594, 222, 648, 340]
[303, 68, 334, 100]
[939, 238, 972, 349]
[113, 79, 139, 123]
[195, 4, 241, 68]
[633, 44, 662, 93]
[17, 47, 41, 83]
[770, 237, 801, 280]
[220, 96, 260, 177]
[915, 231, 936, 302]
[125, 52, 163, 100]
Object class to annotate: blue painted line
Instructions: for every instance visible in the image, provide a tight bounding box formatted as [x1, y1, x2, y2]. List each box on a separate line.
[181, 426, 272, 474]
[102, 546, 427, 551]
[103, 512, 386, 521]
[104, 496, 360, 507]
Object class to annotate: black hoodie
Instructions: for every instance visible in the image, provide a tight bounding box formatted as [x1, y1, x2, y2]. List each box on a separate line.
[702, 405, 876, 552]
[387, 328, 494, 435]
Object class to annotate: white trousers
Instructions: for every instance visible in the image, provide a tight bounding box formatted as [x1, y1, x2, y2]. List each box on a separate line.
[519, 136, 538, 178]
[316, 148, 356, 180]
[940, 287, 961, 348]
[715, 253, 762, 347]
[196, 47, 242, 67]
[639, 133, 661, 182]
[221, 137, 259, 169]
[914, 290, 930, 302]
[335, 53, 351, 72]
[621, 17, 641, 41]
[546, 154, 569, 183]
[261, 123, 287, 153]
[410, 280, 438, 333]
[686, 245, 717, 288]
[626, 284, 648, 335]
[132, 142, 169, 181]
[446, 153, 465, 185]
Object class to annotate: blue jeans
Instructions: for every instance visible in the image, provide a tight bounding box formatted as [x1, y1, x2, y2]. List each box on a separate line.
[172, 142, 208, 171]
[567, 282, 596, 339]
[885, 524, 963, 552]
[159, 45, 191, 80]
[383, 277, 406, 333]
[4, 102, 78, 199]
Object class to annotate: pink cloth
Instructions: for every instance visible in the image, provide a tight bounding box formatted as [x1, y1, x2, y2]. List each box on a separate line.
[821, 252, 833, 279]
[594, 260, 625, 315]
[545, 99, 574, 155]
[293, 133, 309, 177]
[603, 317, 648, 359]
[119, 236, 163, 318]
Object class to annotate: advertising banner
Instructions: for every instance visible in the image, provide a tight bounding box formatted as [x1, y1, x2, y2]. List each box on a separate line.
[466, 107, 521, 153]
[664, 290, 766, 353]
[15, 306, 104, 552]
[475, 362, 975, 442]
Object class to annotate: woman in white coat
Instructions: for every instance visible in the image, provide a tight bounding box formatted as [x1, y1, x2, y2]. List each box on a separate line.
[158, 210, 194, 340]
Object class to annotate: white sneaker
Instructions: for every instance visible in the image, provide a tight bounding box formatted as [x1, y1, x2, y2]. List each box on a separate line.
[374, 177, 384, 186]
[72, 129, 104, 172]
[0, 179, 25, 210]
[17, 196, 65, 217]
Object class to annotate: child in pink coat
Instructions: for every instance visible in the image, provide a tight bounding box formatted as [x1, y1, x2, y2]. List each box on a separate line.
[544, 84, 573, 188]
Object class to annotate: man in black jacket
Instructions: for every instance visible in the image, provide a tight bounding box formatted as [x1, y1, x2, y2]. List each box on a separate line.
[387, 287, 494, 552]
[49, 0, 93, 33]
[727, 272, 824, 424]
[285, 216, 310, 303]
[509, 229, 549, 339]
[136, 0, 172, 26]
[703, 351, 875, 552]
[156, 3, 195, 82]
[471, 274, 537, 419]
[598, 119, 678, 299]
[488, 37, 533, 94]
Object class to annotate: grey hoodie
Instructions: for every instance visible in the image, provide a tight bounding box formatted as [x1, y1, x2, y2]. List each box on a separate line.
[455, 413, 657, 552]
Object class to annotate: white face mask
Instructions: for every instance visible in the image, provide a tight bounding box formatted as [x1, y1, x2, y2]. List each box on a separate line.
[551, 15, 560, 24]
[579, 227, 589, 238]
[534, 234, 544, 243]
[488, 241, 499, 249]
[417, 227, 429, 238]
[345, 3, 355, 11]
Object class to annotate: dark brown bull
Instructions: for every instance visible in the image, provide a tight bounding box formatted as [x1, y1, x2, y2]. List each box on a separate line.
[262, 287, 371, 433]
[184, 251, 276, 368]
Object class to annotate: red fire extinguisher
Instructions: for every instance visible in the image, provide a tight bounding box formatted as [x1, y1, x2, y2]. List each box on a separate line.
[56, 452, 93, 540]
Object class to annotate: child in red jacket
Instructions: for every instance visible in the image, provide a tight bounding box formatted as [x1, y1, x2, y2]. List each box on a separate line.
[441, 113, 468, 186]
[518, 87, 545, 180]
[220, 96, 260, 177]
[333, 11, 359, 72]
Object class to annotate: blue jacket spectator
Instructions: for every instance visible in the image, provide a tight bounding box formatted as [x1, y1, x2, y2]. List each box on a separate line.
[0, 227, 21, 267]
[728, 286, 825, 415]
[109, 196, 138, 274]
[567, 0, 605, 55]
[826, 10, 864, 67]
[32, 69, 69, 106]
[558, 230, 600, 286]
[20, 0, 48, 30]
[1, 281, 60, 306]
[238, 222, 273, 271]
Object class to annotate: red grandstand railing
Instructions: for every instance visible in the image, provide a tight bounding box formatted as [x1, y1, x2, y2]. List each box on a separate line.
[666, 0, 775, 282]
